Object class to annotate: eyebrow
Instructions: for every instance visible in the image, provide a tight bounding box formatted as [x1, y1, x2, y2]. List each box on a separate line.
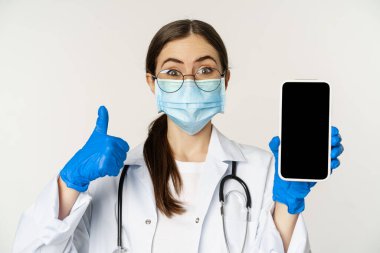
[160, 55, 218, 68]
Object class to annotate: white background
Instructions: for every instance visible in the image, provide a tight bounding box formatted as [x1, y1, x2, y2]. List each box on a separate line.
[1, 0, 379, 252]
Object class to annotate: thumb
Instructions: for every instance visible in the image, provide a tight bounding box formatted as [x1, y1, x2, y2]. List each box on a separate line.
[269, 136, 280, 153]
[94, 105, 109, 134]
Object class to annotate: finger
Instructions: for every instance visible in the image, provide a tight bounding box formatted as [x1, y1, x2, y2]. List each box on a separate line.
[104, 155, 119, 177]
[331, 158, 340, 170]
[116, 159, 124, 174]
[98, 154, 114, 177]
[269, 136, 280, 153]
[289, 182, 312, 198]
[108, 157, 124, 177]
[309, 181, 317, 188]
[94, 105, 109, 134]
[111, 146, 127, 162]
[109, 135, 130, 152]
[331, 134, 342, 146]
[331, 126, 339, 136]
[103, 144, 125, 163]
[331, 144, 344, 159]
[100, 153, 123, 177]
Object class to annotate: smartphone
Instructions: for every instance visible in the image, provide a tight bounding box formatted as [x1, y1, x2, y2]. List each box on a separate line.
[279, 80, 331, 182]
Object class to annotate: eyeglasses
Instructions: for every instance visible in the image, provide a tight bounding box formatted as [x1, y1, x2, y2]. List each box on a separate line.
[152, 67, 226, 93]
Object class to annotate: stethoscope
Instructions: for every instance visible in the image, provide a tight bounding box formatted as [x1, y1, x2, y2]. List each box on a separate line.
[113, 161, 252, 253]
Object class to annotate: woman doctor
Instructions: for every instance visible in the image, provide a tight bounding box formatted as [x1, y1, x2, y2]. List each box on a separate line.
[12, 19, 344, 253]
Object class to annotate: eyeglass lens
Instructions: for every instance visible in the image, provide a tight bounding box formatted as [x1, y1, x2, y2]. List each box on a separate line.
[156, 67, 223, 92]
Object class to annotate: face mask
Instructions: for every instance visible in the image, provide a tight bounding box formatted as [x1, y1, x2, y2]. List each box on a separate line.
[155, 78, 226, 135]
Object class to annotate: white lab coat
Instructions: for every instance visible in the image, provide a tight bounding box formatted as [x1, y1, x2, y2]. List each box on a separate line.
[12, 124, 311, 253]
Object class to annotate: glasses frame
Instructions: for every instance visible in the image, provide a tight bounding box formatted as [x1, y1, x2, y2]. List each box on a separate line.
[152, 67, 226, 93]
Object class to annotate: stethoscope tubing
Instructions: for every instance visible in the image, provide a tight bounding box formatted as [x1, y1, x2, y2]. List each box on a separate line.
[219, 161, 252, 253]
[116, 161, 252, 253]
[116, 164, 130, 251]
[219, 161, 252, 209]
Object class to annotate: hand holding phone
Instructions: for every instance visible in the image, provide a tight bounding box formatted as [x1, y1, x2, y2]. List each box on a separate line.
[269, 126, 343, 214]
[268, 80, 344, 214]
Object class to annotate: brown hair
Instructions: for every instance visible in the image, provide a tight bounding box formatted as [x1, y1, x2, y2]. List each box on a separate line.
[143, 19, 229, 218]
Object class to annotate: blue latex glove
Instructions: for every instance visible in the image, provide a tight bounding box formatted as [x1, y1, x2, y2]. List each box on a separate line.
[269, 126, 344, 214]
[60, 105, 130, 192]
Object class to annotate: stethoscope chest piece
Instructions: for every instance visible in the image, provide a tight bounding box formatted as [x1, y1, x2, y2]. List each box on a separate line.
[112, 246, 128, 253]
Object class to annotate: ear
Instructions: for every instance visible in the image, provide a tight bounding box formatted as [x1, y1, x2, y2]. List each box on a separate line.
[146, 73, 155, 94]
[224, 69, 231, 90]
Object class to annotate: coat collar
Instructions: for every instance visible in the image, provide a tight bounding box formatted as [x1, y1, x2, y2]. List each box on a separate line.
[123, 123, 247, 221]
[124, 123, 247, 167]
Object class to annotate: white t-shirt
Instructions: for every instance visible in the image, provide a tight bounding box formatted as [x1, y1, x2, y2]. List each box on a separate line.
[152, 160, 205, 253]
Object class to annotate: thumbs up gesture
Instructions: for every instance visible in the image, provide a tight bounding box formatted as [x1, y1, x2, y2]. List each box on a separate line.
[60, 106, 130, 192]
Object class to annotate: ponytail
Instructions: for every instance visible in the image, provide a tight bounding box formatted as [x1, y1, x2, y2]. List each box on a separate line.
[143, 114, 186, 217]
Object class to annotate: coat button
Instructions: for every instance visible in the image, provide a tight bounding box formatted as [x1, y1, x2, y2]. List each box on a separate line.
[195, 217, 200, 223]
[145, 219, 151, 224]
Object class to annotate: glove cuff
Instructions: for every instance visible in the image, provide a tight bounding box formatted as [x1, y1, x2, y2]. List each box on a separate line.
[286, 198, 305, 214]
[272, 193, 305, 214]
[59, 170, 89, 192]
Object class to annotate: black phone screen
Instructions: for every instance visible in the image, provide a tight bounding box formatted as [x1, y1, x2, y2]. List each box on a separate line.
[280, 81, 330, 180]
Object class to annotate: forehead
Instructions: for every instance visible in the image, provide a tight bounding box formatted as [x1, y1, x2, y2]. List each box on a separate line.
[156, 34, 221, 67]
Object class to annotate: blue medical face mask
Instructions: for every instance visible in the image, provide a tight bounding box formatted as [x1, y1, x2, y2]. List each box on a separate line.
[155, 78, 226, 135]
